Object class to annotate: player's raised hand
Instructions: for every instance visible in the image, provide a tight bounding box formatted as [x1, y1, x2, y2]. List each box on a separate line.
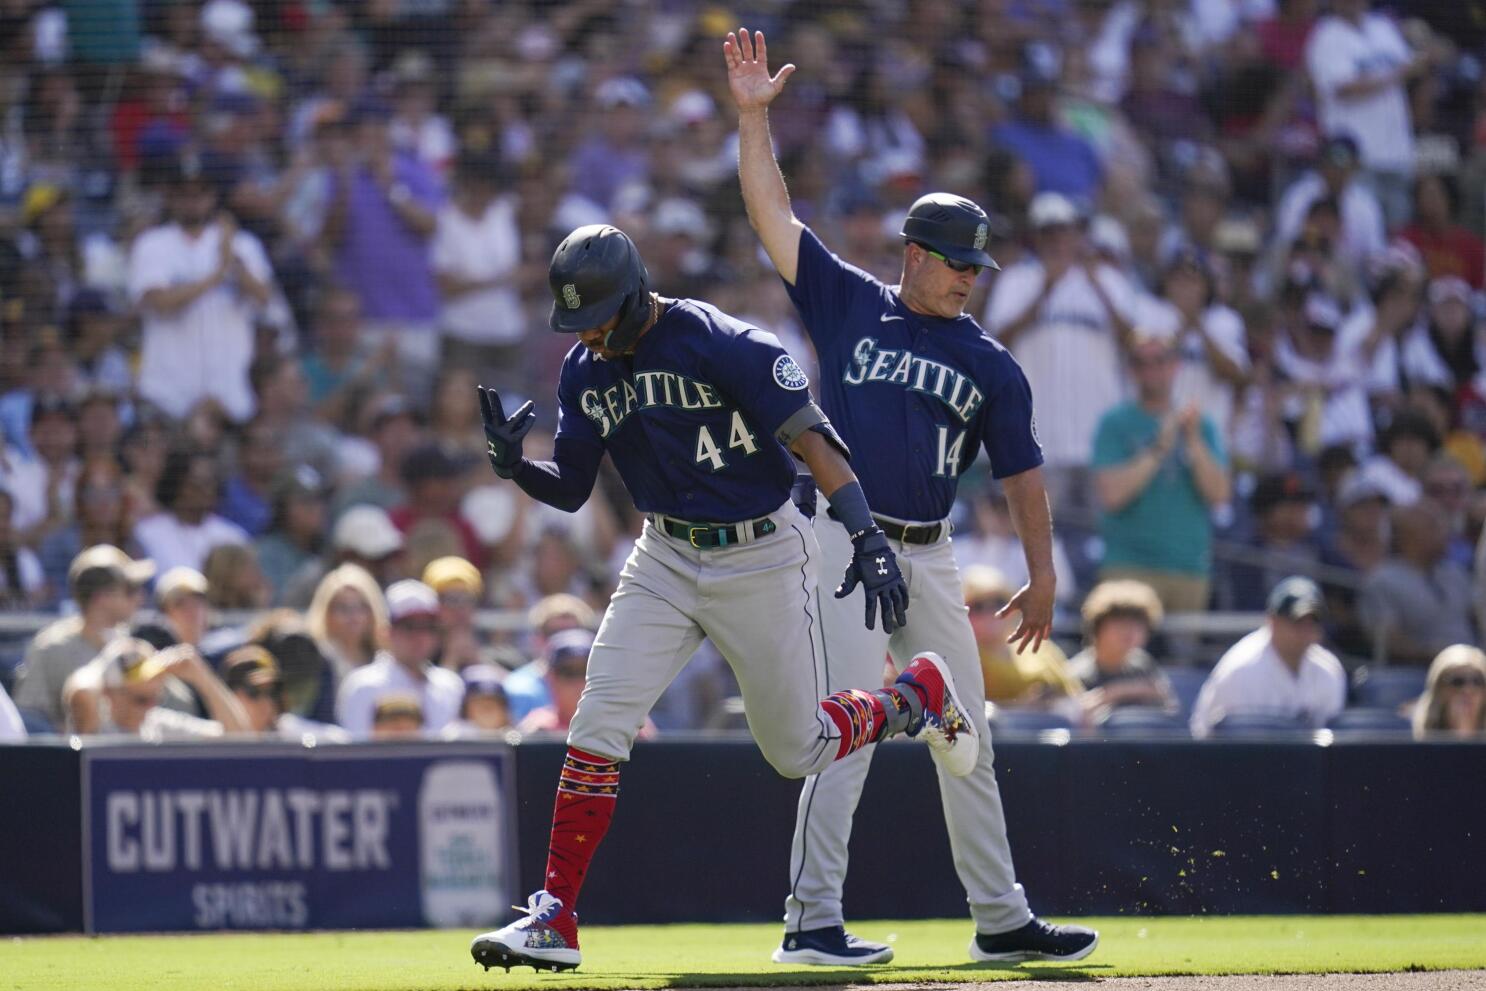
[836, 527, 909, 634]
[478, 384, 536, 479]
[999, 578, 1054, 655]
[724, 28, 795, 111]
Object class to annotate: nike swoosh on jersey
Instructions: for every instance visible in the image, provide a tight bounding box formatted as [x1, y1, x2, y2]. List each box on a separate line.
[880, 314, 904, 322]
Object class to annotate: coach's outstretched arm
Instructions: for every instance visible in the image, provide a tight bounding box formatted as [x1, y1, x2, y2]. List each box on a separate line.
[726, 27, 805, 285]
[478, 385, 600, 513]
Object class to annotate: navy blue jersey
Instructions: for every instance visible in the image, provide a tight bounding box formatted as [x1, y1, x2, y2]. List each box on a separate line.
[783, 228, 1043, 520]
[553, 297, 821, 522]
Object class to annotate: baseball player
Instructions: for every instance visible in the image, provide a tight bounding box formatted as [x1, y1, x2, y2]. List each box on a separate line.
[725, 28, 1100, 965]
[469, 224, 978, 972]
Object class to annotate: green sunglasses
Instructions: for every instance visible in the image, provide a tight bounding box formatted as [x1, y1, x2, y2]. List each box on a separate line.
[920, 245, 986, 276]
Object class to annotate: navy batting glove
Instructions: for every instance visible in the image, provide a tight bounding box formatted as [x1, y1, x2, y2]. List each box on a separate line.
[477, 385, 536, 479]
[835, 526, 909, 633]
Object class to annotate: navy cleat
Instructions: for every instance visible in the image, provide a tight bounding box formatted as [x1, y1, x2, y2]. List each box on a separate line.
[772, 925, 894, 966]
[969, 917, 1099, 963]
[897, 651, 979, 777]
[470, 890, 581, 972]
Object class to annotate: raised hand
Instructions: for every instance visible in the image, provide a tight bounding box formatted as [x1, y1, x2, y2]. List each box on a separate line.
[723, 27, 795, 112]
[477, 384, 536, 479]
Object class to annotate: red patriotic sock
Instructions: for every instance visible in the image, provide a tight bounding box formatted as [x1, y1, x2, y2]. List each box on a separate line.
[820, 688, 911, 760]
[542, 747, 619, 948]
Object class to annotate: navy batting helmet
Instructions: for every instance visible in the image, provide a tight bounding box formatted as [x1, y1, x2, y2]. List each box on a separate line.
[900, 193, 1000, 271]
[548, 224, 652, 351]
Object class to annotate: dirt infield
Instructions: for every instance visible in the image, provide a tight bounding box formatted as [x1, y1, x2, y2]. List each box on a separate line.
[788, 973, 1486, 991]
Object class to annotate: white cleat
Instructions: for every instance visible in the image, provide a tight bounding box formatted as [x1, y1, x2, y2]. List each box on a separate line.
[897, 651, 979, 777]
[470, 890, 581, 972]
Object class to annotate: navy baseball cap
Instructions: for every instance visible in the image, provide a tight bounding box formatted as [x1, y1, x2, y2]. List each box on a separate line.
[1267, 576, 1324, 621]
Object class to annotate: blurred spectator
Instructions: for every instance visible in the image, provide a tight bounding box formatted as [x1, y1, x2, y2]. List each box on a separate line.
[391, 443, 484, 566]
[1319, 471, 1392, 655]
[301, 288, 395, 428]
[1400, 176, 1484, 288]
[986, 193, 1139, 518]
[284, 503, 406, 606]
[423, 555, 489, 670]
[75, 389, 123, 465]
[17, 394, 81, 547]
[12, 545, 151, 729]
[305, 563, 388, 683]
[989, 63, 1102, 202]
[432, 151, 525, 391]
[128, 157, 273, 423]
[567, 77, 651, 211]
[202, 543, 270, 610]
[38, 459, 137, 604]
[1190, 577, 1347, 737]
[953, 488, 1076, 605]
[1223, 473, 1322, 611]
[1360, 500, 1476, 665]
[216, 417, 283, 536]
[1359, 410, 1439, 507]
[325, 100, 444, 400]
[1305, 0, 1421, 227]
[1092, 335, 1231, 612]
[336, 579, 462, 735]
[1422, 455, 1475, 570]
[517, 628, 644, 737]
[331, 395, 420, 518]
[427, 367, 485, 464]
[502, 593, 597, 719]
[133, 566, 209, 651]
[242, 610, 336, 725]
[1379, 278, 1478, 401]
[963, 565, 1081, 711]
[221, 644, 348, 741]
[254, 466, 329, 603]
[248, 353, 342, 479]
[443, 664, 512, 738]
[1274, 290, 1388, 453]
[1273, 135, 1386, 276]
[1411, 644, 1486, 739]
[79, 638, 249, 738]
[387, 51, 455, 173]
[0, 489, 46, 608]
[371, 694, 424, 738]
[133, 447, 249, 573]
[67, 293, 132, 395]
[1069, 579, 1177, 721]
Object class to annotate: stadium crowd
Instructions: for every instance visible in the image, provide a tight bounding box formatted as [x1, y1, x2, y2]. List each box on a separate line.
[1, 0, 1485, 742]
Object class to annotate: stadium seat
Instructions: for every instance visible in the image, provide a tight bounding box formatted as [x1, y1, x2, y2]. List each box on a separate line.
[1094, 706, 1190, 738]
[1163, 667, 1209, 716]
[1326, 708, 1411, 737]
[1351, 666, 1427, 710]
[1207, 713, 1310, 738]
[988, 709, 1075, 736]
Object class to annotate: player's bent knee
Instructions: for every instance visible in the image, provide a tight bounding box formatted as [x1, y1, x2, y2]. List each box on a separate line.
[758, 743, 820, 780]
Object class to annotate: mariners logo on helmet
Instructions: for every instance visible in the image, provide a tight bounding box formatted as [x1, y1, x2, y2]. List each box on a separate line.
[973, 223, 989, 252]
[562, 284, 582, 310]
[773, 355, 809, 391]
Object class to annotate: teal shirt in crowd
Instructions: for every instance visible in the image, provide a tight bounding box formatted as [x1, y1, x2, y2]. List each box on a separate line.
[1090, 402, 1226, 577]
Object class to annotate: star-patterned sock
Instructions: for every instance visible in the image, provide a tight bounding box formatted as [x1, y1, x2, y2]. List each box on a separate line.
[542, 747, 619, 948]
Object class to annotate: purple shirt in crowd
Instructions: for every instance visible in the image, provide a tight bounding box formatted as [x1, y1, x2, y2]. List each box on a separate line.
[334, 153, 444, 322]
[566, 138, 649, 210]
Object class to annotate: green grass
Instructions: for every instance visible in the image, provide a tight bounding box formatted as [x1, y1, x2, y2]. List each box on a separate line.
[7, 916, 1486, 991]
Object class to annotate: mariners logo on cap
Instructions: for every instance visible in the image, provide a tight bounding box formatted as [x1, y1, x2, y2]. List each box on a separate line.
[773, 354, 809, 391]
[562, 284, 582, 309]
[973, 223, 989, 252]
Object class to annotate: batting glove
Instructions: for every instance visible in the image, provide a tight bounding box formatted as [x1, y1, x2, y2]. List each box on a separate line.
[477, 385, 536, 479]
[836, 526, 909, 633]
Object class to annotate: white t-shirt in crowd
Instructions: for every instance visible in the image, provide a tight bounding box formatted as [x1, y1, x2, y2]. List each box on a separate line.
[1306, 13, 1414, 175]
[335, 652, 465, 735]
[984, 260, 1140, 467]
[128, 222, 274, 422]
[1189, 627, 1347, 738]
[1273, 309, 1377, 450]
[132, 511, 250, 574]
[0, 445, 48, 531]
[1136, 297, 1250, 444]
[1274, 172, 1387, 270]
[431, 197, 525, 345]
[0, 680, 25, 741]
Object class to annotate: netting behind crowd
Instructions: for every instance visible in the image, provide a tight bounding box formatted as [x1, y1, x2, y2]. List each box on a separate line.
[1, 0, 1485, 742]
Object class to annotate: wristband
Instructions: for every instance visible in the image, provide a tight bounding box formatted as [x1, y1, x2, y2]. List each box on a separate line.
[826, 480, 874, 539]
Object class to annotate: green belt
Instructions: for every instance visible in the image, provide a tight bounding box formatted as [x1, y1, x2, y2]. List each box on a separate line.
[656, 515, 778, 549]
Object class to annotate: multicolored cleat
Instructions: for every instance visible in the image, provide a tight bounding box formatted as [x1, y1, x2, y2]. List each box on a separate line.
[897, 651, 979, 777]
[470, 890, 581, 972]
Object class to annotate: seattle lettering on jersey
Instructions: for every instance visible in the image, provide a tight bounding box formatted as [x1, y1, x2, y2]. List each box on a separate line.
[842, 336, 985, 424]
[579, 370, 727, 438]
